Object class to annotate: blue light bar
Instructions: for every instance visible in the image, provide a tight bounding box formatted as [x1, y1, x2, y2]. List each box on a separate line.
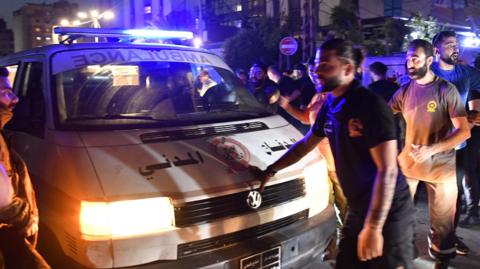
[54, 27, 194, 40]
[123, 29, 193, 39]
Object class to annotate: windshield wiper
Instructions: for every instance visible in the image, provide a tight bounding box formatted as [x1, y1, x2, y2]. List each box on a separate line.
[67, 114, 162, 121]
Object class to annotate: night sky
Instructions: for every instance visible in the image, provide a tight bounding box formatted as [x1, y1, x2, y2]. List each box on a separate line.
[0, 0, 99, 28]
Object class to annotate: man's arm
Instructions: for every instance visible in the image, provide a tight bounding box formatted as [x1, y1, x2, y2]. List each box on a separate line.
[0, 164, 13, 209]
[468, 99, 480, 125]
[357, 140, 398, 261]
[410, 116, 470, 163]
[278, 96, 310, 124]
[252, 130, 324, 191]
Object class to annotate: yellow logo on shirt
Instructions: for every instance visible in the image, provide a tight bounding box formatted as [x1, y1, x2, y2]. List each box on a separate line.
[427, 101, 437, 112]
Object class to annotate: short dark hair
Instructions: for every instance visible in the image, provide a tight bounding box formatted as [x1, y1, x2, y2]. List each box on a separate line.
[293, 63, 307, 72]
[320, 38, 363, 68]
[0, 67, 8, 77]
[369, 61, 388, 76]
[408, 39, 434, 58]
[251, 62, 267, 73]
[267, 65, 281, 74]
[235, 69, 247, 76]
[432, 31, 456, 48]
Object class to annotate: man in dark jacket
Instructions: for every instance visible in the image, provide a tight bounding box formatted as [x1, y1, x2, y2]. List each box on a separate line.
[0, 67, 49, 269]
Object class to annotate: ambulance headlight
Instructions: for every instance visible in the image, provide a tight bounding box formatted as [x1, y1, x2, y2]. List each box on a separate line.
[303, 159, 330, 217]
[80, 197, 175, 238]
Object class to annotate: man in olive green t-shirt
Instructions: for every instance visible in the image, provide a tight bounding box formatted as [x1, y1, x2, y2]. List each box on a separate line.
[389, 39, 471, 269]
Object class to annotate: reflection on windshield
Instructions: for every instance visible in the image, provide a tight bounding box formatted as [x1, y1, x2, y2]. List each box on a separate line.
[55, 61, 267, 128]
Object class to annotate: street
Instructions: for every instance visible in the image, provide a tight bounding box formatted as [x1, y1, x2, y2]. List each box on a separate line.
[309, 186, 480, 269]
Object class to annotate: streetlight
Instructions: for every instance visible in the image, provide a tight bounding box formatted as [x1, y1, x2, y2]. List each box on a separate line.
[60, 19, 70, 26]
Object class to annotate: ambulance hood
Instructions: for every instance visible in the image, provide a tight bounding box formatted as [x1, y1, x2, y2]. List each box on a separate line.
[79, 118, 309, 202]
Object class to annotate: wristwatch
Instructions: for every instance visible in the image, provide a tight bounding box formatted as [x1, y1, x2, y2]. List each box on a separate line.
[265, 165, 278, 178]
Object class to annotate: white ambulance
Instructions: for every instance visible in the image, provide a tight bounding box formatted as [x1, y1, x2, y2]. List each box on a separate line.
[0, 28, 335, 269]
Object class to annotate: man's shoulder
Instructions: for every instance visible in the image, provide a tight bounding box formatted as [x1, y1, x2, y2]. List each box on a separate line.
[350, 85, 388, 107]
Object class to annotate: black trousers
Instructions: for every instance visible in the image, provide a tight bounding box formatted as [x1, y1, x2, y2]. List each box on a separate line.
[455, 126, 480, 226]
[0, 229, 50, 269]
[335, 212, 415, 269]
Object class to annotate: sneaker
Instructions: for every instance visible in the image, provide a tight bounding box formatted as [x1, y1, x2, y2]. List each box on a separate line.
[434, 259, 450, 269]
[455, 236, 470, 256]
[459, 215, 480, 227]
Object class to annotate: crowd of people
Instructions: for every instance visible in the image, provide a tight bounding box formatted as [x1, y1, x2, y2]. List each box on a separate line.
[248, 31, 480, 269]
[1, 30, 479, 269]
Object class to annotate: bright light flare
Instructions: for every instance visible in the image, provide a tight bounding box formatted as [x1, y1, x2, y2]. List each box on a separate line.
[72, 20, 81, 26]
[77, 12, 88, 19]
[303, 157, 330, 217]
[463, 36, 480, 48]
[103, 11, 114, 20]
[60, 19, 70, 26]
[90, 10, 99, 18]
[193, 37, 202, 48]
[80, 197, 175, 237]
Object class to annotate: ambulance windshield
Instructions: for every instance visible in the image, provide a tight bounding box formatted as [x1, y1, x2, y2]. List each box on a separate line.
[53, 48, 268, 129]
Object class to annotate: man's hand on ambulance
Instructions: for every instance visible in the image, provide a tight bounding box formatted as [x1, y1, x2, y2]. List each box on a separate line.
[248, 165, 276, 192]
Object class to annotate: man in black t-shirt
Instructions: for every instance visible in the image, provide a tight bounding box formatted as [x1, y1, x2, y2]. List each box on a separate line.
[368, 61, 399, 102]
[250, 39, 414, 269]
[267, 65, 309, 133]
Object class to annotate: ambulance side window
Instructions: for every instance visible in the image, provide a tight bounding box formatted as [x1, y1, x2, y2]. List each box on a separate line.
[8, 62, 46, 138]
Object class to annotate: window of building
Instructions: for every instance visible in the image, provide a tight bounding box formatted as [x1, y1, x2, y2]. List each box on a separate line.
[384, 0, 402, 17]
[144, 5, 152, 14]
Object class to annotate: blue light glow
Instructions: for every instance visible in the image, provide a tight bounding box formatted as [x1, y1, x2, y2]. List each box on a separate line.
[54, 27, 194, 40]
[123, 29, 194, 39]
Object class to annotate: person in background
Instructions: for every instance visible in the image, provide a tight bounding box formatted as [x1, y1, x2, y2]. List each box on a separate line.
[255, 38, 415, 269]
[267, 65, 310, 133]
[235, 69, 248, 86]
[247, 63, 279, 113]
[432, 32, 480, 242]
[368, 62, 399, 102]
[0, 67, 50, 268]
[292, 63, 317, 110]
[390, 39, 471, 269]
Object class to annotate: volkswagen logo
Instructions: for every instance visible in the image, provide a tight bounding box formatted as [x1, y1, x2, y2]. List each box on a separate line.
[246, 190, 262, 209]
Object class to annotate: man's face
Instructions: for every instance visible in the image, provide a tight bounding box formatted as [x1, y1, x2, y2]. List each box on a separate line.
[314, 49, 350, 92]
[406, 47, 432, 80]
[266, 70, 279, 82]
[292, 69, 303, 80]
[0, 76, 18, 111]
[308, 63, 321, 91]
[249, 67, 265, 82]
[437, 36, 459, 65]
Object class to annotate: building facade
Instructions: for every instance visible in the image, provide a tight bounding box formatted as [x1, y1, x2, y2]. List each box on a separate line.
[0, 19, 13, 56]
[13, 0, 78, 52]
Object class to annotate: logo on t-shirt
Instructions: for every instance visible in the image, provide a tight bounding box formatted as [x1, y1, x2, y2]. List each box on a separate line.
[427, 101, 437, 112]
[323, 120, 333, 135]
[348, 118, 364, 137]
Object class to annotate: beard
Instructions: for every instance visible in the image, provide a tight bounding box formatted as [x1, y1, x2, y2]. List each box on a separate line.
[441, 52, 459, 65]
[408, 63, 428, 80]
[318, 76, 341, 92]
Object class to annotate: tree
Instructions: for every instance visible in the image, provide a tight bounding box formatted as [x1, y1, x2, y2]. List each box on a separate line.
[222, 17, 293, 71]
[330, 6, 364, 44]
[223, 29, 267, 71]
[402, 13, 445, 50]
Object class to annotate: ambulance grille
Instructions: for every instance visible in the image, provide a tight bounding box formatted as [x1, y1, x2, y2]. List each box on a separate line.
[140, 122, 268, 143]
[174, 179, 305, 227]
[177, 209, 308, 258]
